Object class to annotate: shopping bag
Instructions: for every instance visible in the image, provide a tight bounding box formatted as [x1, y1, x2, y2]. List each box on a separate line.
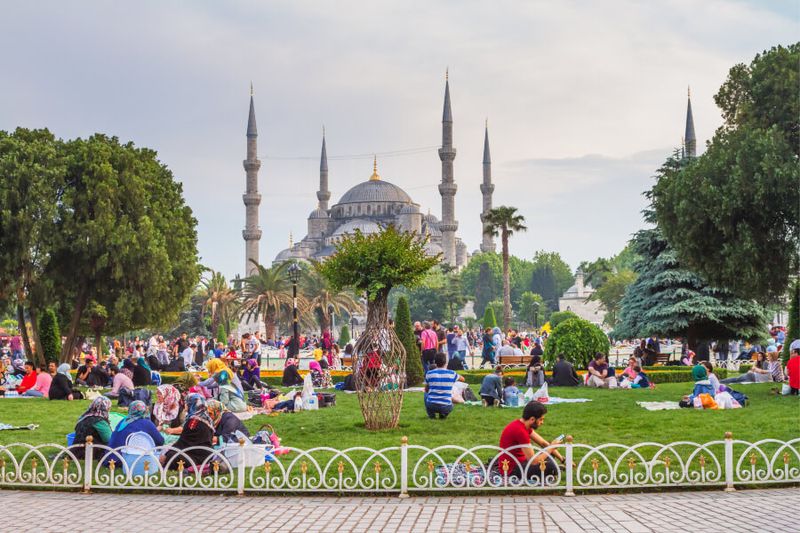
[531, 382, 549, 403]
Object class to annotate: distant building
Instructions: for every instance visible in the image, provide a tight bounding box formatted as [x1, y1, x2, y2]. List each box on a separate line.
[558, 269, 606, 327]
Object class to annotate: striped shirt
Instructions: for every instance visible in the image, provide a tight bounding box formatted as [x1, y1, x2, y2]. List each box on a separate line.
[425, 368, 458, 406]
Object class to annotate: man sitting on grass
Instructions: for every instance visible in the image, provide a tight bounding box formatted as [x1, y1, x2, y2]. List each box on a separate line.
[496, 401, 568, 481]
[479, 366, 504, 406]
[424, 352, 464, 419]
[587, 353, 618, 388]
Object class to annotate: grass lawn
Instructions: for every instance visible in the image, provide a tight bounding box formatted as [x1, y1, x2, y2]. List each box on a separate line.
[0, 382, 796, 451]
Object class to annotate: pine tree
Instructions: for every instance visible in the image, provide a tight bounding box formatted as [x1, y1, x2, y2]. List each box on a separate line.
[38, 308, 61, 363]
[474, 261, 495, 318]
[339, 324, 351, 346]
[396, 296, 424, 386]
[482, 306, 497, 329]
[216, 323, 226, 345]
[531, 264, 559, 311]
[782, 281, 799, 364]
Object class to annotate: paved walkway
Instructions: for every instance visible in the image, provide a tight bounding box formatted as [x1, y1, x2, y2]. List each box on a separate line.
[2, 487, 794, 532]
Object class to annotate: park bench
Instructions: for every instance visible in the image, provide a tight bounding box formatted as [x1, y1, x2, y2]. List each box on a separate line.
[498, 355, 528, 366]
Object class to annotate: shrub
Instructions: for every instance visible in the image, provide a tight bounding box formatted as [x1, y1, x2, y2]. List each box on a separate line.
[544, 317, 609, 367]
[481, 306, 497, 329]
[396, 297, 424, 386]
[548, 310, 578, 328]
[338, 324, 350, 347]
[38, 308, 61, 363]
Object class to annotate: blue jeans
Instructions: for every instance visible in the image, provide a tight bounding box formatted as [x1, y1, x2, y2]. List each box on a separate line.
[425, 402, 453, 419]
[22, 390, 43, 397]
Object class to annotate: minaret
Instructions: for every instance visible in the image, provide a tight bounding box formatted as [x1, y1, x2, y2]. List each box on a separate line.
[480, 120, 495, 253]
[684, 86, 696, 158]
[438, 70, 458, 266]
[242, 84, 262, 276]
[317, 128, 330, 210]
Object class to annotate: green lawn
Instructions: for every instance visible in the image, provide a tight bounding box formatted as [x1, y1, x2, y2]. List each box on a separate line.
[0, 382, 796, 451]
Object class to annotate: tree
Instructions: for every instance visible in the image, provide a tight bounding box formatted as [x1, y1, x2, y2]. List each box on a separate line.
[589, 270, 637, 329]
[549, 310, 578, 329]
[49, 135, 200, 362]
[483, 206, 527, 331]
[473, 260, 497, 318]
[651, 44, 800, 302]
[481, 305, 497, 329]
[239, 261, 296, 341]
[530, 264, 559, 312]
[544, 317, 610, 367]
[531, 251, 574, 296]
[338, 324, 351, 346]
[442, 273, 465, 322]
[518, 291, 545, 328]
[395, 296, 423, 387]
[216, 323, 227, 345]
[615, 221, 769, 352]
[302, 263, 360, 334]
[38, 308, 60, 364]
[199, 270, 239, 335]
[487, 300, 506, 327]
[783, 281, 799, 364]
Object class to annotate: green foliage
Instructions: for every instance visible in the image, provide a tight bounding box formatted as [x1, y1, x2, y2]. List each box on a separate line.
[240, 262, 293, 340]
[460, 253, 502, 317]
[483, 206, 527, 330]
[549, 310, 578, 328]
[530, 264, 559, 312]
[487, 300, 505, 326]
[481, 306, 497, 329]
[590, 270, 637, 328]
[38, 308, 60, 363]
[339, 324, 351, 346]
[783, 281, 799, 364]
[651, 44, 800, 302]
[474, 260, 498, 318]
[531, 251, 574, 296]
[396, 296, 423, 386]
[216, 323, 227, 344]
[518, 291, 545, 327]
[544, 317, 609, 367]
[615, 218, 769, 347]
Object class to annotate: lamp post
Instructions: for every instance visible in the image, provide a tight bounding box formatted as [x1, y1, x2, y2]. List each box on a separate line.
[287, 262, 302, 358]
[532, 301, 540, 330]
[329, 304, 336, 340]
[350, 316, 357, 340]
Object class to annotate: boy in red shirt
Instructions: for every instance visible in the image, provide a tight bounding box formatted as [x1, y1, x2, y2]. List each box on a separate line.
[496, 401, 568, 481]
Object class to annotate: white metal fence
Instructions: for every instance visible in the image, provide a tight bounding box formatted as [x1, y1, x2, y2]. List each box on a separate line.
[0, 434, 796, 495]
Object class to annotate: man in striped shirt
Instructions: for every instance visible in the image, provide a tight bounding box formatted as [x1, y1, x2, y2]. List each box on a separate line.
[424, 353, 465, 419]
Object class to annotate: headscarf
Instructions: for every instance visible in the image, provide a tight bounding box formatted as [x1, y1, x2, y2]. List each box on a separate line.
[57, 363, 73, 383]
[77, 396, 112, 424]
[136, 355, 151, 372]
[153, 385, 181, 425]
[282, 363, 303, 387]
[122, 358, 135, 371]
[207, 358, 243, 398]
[207, 358, 232, 377]
[11, 358, 25, 372]
[692, 364, 708, 382]
[184, 393, 213, 430]
[121, 368, 134, 380]
[118, 400, 149, 431]
[242, 359, 260, 382]
[309, 361, 322, 373]
[206, 399, 227, 427]
[174, 372, 198, 391]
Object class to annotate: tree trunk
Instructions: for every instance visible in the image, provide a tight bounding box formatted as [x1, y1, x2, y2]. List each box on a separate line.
[16, 304, 34, 360]
[366, 292, 390, 329]
[60, 283, 89, 363]
[264, 308, 276, 341]
[501, 229, 511, 331]
[28, 306, 45, 366]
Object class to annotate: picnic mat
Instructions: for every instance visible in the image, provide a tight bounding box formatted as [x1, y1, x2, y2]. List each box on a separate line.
[0, 423, 38, 431]
[637, 401, 681, 411]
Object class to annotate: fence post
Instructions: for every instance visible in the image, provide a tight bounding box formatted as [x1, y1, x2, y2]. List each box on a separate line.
[399, 436, 409, 498]
[564, 435, 574, 496]
[82, 436, 93, 493]
[237, 438, 246, 495]
[724, 432, 735, 492]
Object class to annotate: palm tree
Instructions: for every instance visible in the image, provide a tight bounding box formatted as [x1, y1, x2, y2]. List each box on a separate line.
[483, 206, 527, 331]
[199, 269, 239, 335]
[303, 263, 361, 334]
[239, 261, 297, 341]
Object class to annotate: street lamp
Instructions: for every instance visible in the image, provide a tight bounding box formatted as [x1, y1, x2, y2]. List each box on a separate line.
[532, 301, 540, 330]
[350, 316, 357, 340]
[287, 262, 302, 357]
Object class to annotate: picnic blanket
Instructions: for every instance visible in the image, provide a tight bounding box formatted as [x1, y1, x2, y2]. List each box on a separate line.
[464, 398, 591, 407]
[0, 423, 38, 431]
[637, 401, 681, 411]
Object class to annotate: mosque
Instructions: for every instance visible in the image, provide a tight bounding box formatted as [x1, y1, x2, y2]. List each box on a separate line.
[240, 74, 496, 275]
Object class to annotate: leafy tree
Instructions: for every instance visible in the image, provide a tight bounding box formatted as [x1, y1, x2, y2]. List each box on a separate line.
[530, 264, 559, 312]
[544, 317, 610, 367]
[615, 219, 769, 352]
[518, 291, 545, 328]
[216, 323, 227, 344]
[549, 310, 578, 329]
[338, 324, 351, 346]
[395, 296, 423, 386]
[481, 306, 497, 329]
[301, 263, 360, 334]
[531, 251, 574, 296]
[239, 261, 296, 341]
[483, 206, 527, 330]
[38, 308, 60, 364]
[589, 270, 637, 329]
[783, 281, 799, 364]
[509, 256, 535, 307]
[199, 270, 239, 336]
[442, 273, 465, 323]
[166, 294, 210, 338]
[651, 44, 800, 302]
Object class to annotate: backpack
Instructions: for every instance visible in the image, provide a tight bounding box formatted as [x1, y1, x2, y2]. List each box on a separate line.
[118, 387, 152, 408]
[462, 386, 478, 402]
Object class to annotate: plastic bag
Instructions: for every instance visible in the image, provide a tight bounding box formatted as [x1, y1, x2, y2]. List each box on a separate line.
[523, 387, 534, 402]
[301, 374, 318, 410]
[531, 383, 549, 403]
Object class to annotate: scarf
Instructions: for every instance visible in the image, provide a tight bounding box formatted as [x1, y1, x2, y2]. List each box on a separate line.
[137, 357, 151, 372]
[309, 361, 322, 373]
[207, 358, 243, 398]
[121, 368, 134, 380]
[77, 396, 111, 424]
[153, 385, 181, 424]
[692, 364, 708, 381]
[57, 363, 73, 383]
[184, 393, 213, 431]
[174, 372, 198, 391]
[206, 399, 227, 427]
[118, 400, 148, 431]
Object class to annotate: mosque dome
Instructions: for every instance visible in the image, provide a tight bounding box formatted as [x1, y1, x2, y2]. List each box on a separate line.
[309, 207, 329, 219]
[331, 218, 382, 237]
[399, 203, 420, 214]
[337, 179, 412, 205]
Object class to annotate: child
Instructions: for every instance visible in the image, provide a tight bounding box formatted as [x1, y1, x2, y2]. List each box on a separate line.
[630, 365, 651, 388]
[502, 376, 520, 407]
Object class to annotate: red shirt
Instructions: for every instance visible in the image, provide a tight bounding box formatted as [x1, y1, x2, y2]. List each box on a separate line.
[16, 372, 37, 394]
[498, 419, 531, 471]
[787, 355, 800, 389]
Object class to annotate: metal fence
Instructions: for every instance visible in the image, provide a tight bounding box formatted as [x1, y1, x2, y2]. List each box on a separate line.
[0, 434, 796, 495]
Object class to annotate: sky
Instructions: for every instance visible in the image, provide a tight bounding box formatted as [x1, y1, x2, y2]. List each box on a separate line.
[1, 0, 797, 281]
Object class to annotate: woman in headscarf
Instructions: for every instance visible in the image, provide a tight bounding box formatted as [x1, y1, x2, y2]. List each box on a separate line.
[160, 393, 216, 470]
[108, 400, 164, 450]
[173, 371, 198, 393]
[131, 355, 151, 387]
[49, 363, 80, 400]
[152, 384, 183, 430]
[206, 399, 250, 444]
[309, 360, 332, 389]
[282, 358, 304, 387]
[72, 396, 113, 459]
[680, 364, 716, 407]
[10, 358, 26, 378]
[240, 358, 265, 391]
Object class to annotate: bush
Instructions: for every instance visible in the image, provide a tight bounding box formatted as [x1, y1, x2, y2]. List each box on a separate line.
[548, 310, 578, 328]
[338, 324, 350, 347]
[216, 324, 226, 345]
[738, 364, 752, 373]
[481, 306, 497, 329]
[544, 317, 609, 367]
[38, 308, 61, 363]
[396, 297, 424, 386]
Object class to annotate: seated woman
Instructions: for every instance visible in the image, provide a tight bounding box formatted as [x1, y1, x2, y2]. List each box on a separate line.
[700, 361, 722, 393]
[108, 400, 164, 451]
[160, 393, 216, 470]
[309, 360, 332, 389]
[239, 359, 265, 391]
[681, 350, 696, 367]
[132, 355, 152, 387]
[526, 353, 544, 387]
[72, 397, 113, 459]
[721, 352, 773, 384]
[49, 363, 81, 400]
[621, 356, 638, 382]
[207, 399, 250, 444]
[216, 370, 248, 413]
[152, 384, 183, 432]
[282, 358, 304, 387]
[680, 365, 716, 407]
